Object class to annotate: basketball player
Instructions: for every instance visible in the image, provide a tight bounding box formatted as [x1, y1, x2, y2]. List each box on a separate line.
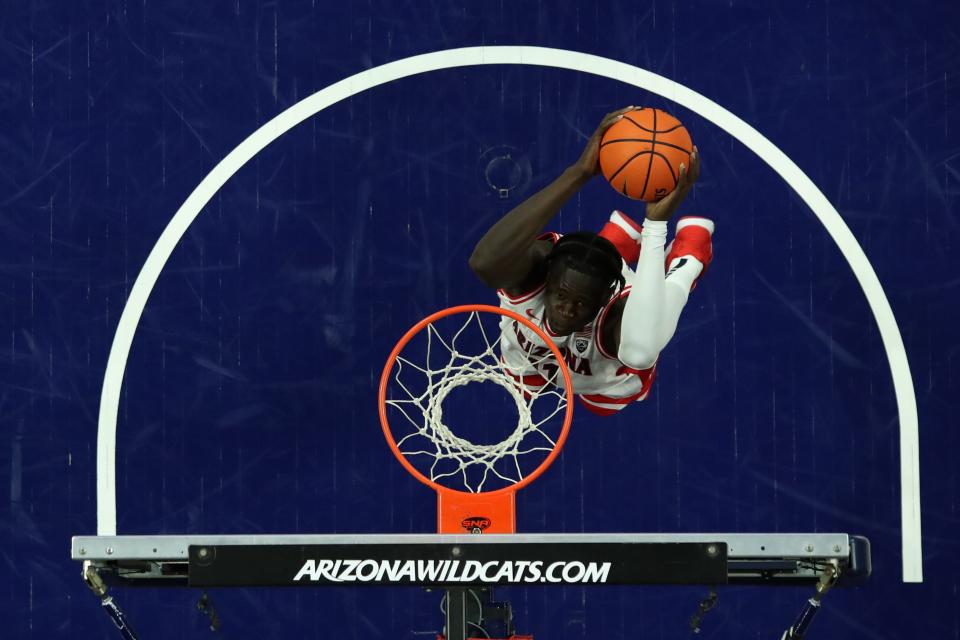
[469, 107, 714, 416]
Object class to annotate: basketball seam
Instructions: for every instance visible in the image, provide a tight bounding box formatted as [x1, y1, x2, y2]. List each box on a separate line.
[599, 137, 692, 154]
[649, 151, 679, 190]
[622, 113, 685, 135]
[638, 108, 658, 199]
[607, 150, 654, 185]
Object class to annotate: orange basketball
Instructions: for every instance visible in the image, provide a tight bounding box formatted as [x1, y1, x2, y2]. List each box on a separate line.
[598, 108, 694, 201]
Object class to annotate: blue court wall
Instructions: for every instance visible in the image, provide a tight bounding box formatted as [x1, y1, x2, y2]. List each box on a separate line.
[1, 1, 958, 638]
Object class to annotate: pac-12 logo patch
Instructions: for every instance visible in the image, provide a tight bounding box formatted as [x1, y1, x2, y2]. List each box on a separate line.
[462, 516, 491, 532]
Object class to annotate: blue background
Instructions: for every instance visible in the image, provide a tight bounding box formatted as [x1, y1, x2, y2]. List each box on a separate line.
[2, 0, 958, 638]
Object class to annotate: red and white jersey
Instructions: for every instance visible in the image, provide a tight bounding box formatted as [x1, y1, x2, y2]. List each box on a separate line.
[497, 266, 657, 417]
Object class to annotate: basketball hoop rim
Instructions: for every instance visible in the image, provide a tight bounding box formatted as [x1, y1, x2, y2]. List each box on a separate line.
[378, 304, 574, 498]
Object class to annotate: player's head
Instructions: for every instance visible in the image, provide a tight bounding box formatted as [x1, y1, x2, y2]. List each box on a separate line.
[543, 232, 625, 335]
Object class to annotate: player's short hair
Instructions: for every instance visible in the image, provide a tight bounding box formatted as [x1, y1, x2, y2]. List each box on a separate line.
[545, 231, 626, 295]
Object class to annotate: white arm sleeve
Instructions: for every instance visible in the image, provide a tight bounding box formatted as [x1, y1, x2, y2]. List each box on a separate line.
[616, 219, 691, 370]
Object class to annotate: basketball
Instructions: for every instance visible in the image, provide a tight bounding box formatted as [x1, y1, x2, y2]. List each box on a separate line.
[599, 108, 694, 201]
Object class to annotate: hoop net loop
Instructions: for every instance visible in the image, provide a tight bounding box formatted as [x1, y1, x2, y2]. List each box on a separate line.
[378, 305, 573, 533]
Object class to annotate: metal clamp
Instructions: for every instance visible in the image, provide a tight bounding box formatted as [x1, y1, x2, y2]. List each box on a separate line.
[781, 560, 842, 640]
[81, 562, 140, 640]
[813, 560, 840, 601]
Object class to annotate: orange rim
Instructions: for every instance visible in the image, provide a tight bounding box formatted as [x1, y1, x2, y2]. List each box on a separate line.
[378, 304, 574, 498]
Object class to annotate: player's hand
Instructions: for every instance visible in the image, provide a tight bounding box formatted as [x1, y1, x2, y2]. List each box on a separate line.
[572, 106, 637, 179]
[644, 145, 700, 222]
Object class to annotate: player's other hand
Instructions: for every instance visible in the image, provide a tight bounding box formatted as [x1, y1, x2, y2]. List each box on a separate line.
[571, 106, 636, 179]
[644, 145, 700, 222]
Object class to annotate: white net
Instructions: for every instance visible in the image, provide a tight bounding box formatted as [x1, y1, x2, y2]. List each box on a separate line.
[383, 310, 569, 493]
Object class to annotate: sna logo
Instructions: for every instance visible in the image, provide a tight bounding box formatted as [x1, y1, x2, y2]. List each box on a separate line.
[461, 516, 491, 532]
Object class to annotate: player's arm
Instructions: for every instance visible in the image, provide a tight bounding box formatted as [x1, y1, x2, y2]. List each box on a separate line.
[469, 107, 635, 294]
[603, 149, 701, 367]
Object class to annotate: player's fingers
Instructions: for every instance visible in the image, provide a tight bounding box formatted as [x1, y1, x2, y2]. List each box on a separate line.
[677, 161, 696, 192]
[606, 106, 635, 119]
[599, 106, 635, 130]
[687, 148, 701, 182]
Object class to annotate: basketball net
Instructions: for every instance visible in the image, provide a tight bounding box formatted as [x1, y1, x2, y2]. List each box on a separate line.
[379, 305, 573, 534]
